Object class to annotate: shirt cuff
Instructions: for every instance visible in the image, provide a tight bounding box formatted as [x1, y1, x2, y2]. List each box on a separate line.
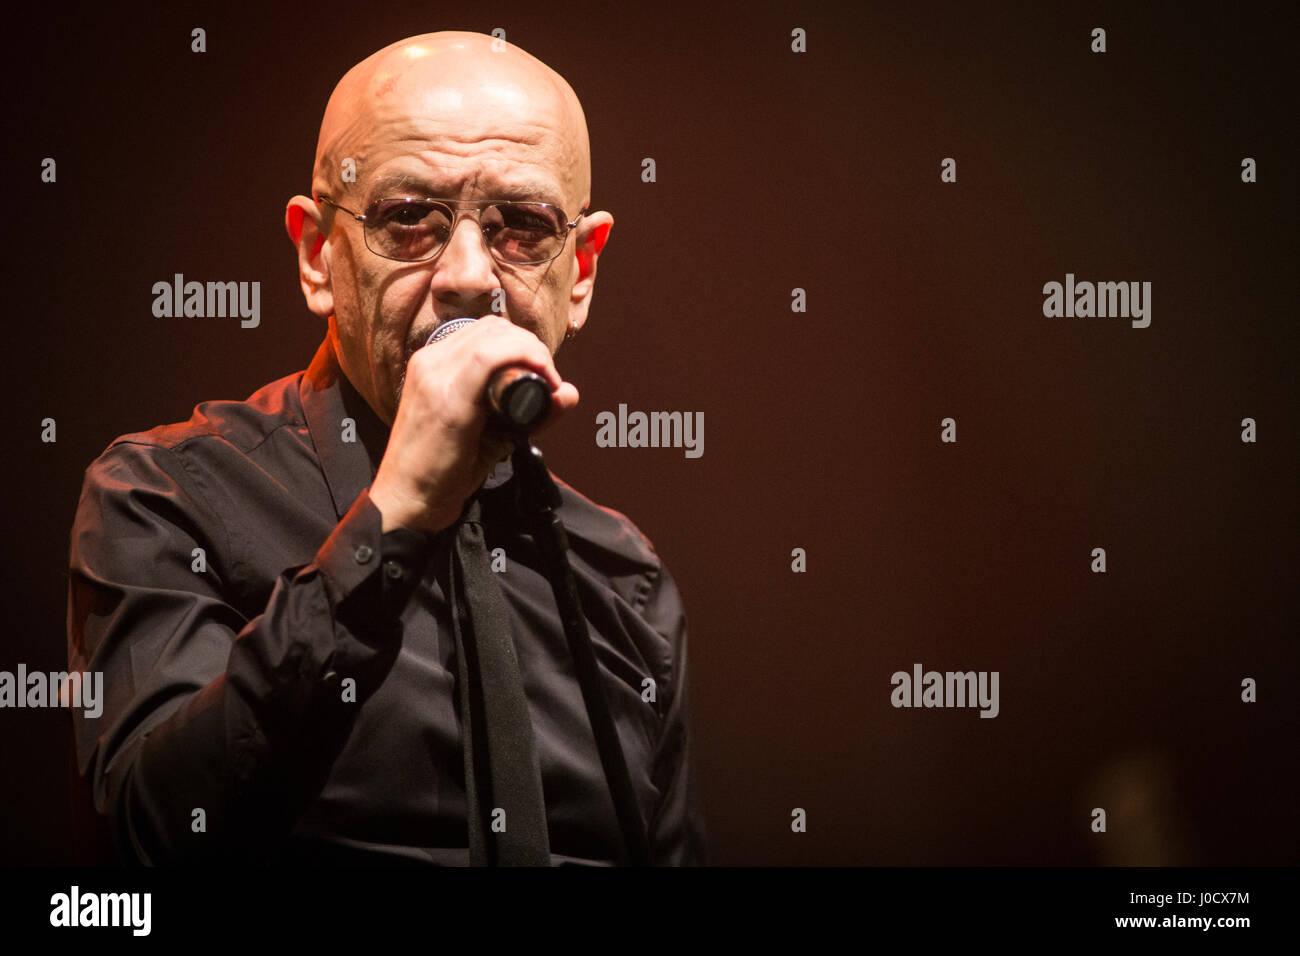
[316, 489, 436, 629]
[379, 523, 435, 619]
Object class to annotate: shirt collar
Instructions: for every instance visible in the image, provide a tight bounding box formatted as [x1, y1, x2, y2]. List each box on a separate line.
[298, 336, 516, 522]
[300, 337, 390, 521]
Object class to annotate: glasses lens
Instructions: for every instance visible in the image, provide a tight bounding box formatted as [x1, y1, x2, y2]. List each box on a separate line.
[483, 203, 566, 263]
[367, 199, 452, 261]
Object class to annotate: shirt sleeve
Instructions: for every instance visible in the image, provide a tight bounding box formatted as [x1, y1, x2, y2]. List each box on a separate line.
[638, 559, 709, 865]
[66, 440, 434, 864]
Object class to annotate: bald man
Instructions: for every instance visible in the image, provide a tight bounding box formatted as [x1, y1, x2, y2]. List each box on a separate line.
[67, 33, 706, 866]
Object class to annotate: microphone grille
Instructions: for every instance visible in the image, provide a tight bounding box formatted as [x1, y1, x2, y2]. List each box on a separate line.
[425, 317, 478, 347]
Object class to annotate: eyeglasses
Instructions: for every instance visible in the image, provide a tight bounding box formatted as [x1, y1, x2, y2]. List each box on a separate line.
[315, 193, 587, 265]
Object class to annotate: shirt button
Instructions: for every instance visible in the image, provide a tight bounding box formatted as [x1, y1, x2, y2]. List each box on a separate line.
[384, 560, 404, 580]
[354, 545, 374, 564]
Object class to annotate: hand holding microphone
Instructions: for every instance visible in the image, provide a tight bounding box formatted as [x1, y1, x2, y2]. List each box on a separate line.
[427, 317, 552, 432]
[369, 314, 580, 534]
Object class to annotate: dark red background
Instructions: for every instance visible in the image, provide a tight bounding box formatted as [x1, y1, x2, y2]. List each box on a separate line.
[2, 0, 1295, 864]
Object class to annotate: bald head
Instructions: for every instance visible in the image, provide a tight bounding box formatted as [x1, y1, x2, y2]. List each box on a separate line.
[311, 32, 591, 215]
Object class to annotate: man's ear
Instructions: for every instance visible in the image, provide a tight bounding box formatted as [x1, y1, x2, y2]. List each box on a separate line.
[285, 195, 334, 319]
[568, 211, 613, 335]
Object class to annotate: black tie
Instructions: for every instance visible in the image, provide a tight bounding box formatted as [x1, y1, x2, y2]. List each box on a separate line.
[446, 494, 551, 865]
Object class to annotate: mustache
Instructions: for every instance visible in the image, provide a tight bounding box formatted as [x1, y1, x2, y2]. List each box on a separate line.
[403, 329, 431, 366]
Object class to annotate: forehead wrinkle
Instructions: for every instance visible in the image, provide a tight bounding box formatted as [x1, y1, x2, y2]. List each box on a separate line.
[323, 110, 572, 208]
[371, 114, 556, 155]
[364, 109, 563, 169]
[362, 125, 572, 203]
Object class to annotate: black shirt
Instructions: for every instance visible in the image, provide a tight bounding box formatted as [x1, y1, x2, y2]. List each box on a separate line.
[66, 338, 706, 865]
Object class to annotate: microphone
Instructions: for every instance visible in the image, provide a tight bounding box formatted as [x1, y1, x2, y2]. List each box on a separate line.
[425, 317, 552, 432]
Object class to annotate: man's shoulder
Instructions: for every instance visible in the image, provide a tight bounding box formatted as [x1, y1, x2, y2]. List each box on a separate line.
[96, 369, 308, 463]
[550, 474, 687, 641]
[551, 474, 662, 573]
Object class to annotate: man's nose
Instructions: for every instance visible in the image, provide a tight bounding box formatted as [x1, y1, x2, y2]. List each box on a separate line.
[429, 214, 499, 304]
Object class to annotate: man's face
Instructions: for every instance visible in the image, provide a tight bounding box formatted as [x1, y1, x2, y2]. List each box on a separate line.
[293, 38, 606, 425]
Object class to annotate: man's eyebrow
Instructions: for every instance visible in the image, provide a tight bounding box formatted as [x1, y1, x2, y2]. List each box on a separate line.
[366, 172, 434, 197]
[493, 182, 566, 207]
[365, 174, 566, 208]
